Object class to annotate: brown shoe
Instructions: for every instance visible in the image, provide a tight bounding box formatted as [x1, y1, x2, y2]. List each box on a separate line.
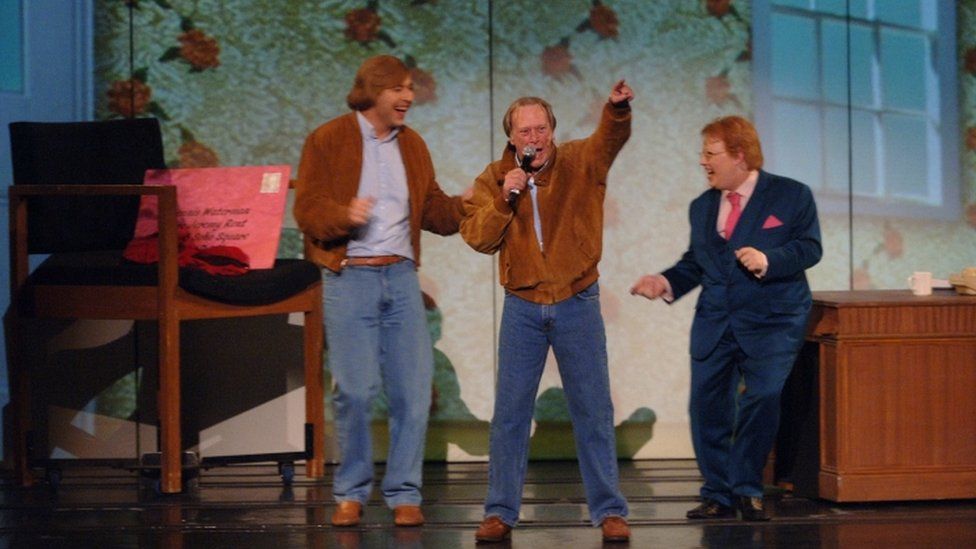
[331, 500, 362, 527]
[601, 516, 630, 542]
[393, 505, 425, 527]
[475, 516, 511, 543]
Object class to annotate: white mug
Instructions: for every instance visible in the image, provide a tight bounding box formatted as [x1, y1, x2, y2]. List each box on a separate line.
[908, 271, 933, 296]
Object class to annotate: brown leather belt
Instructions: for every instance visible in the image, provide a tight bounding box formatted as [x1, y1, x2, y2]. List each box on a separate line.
[341, 255, 405, 267]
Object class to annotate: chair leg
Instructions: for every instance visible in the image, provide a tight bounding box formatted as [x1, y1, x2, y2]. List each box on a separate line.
[4, 311, 35, 487]
[158, 315, 182, 493]
[303, 287, 325, 479]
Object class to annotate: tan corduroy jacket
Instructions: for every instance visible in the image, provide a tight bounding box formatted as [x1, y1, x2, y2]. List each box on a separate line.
[294, 112, 464, 272]
[460, 102, 631, 304]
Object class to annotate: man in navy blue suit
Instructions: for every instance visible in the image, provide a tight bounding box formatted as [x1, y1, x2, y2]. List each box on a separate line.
[630, 115, 821, 521]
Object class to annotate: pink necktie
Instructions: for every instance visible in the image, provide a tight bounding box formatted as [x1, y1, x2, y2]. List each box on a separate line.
[724, 192, 742, 240]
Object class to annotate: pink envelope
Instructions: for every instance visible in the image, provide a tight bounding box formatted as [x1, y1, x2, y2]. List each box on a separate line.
[134, 165, 291, 269]
[762, 215, 784, 229]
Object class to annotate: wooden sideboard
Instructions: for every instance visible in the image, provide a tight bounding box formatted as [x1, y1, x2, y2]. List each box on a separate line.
[803, 290, 976, 502]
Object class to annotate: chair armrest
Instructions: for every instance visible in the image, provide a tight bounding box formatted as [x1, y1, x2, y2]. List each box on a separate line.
[7, 184, 179, 299]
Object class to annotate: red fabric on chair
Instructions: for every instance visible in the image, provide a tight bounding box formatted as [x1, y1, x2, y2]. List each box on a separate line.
[123, 233, 250, 276]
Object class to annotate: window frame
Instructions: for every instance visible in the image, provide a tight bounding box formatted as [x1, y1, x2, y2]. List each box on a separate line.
[752, 0, 961, 220]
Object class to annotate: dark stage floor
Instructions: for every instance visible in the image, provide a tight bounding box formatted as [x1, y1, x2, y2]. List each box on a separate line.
[2, 459, 975, 548]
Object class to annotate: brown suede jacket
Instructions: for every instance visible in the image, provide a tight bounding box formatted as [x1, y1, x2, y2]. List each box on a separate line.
[460, 102, 631, 304]
[293, 112, 465, 272]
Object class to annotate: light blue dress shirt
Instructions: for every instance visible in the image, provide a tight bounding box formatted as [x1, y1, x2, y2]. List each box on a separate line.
[346, 112, 414, 260]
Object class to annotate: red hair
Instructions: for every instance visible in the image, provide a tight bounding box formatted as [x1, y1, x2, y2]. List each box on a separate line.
[701, 115, 764, 170]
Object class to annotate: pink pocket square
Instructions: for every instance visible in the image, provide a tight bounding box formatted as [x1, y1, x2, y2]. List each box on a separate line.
[762, 215, 784, 229]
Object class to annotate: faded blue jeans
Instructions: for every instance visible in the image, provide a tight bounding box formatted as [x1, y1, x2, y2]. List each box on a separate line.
[323, 260, 432, 508]
[484, 282, 629, 526]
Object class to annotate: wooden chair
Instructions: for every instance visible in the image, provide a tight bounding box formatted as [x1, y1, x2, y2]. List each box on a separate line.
[5, 118, 325, 493]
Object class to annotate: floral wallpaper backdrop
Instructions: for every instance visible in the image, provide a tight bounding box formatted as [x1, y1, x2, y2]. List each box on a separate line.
[85, 0, 976, 460]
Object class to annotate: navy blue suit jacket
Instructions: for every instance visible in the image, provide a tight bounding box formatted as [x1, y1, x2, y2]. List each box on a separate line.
[662, 170, 822, 360]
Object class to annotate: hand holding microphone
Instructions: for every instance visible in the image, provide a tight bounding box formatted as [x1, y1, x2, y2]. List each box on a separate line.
[507, 146, 536, 205]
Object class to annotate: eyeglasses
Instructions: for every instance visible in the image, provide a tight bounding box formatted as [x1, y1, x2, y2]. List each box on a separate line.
[700, 149, 727, 160]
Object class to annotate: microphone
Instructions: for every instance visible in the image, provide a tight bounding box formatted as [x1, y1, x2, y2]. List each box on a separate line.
[519, 145, 536, 172]
[508, 146, 536, 204]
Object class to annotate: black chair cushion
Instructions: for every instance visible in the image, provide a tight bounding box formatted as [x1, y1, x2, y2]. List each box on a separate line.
[26, 251, 158, 286]
[179, 259, 321, 305]
[28, 253, 321, 307]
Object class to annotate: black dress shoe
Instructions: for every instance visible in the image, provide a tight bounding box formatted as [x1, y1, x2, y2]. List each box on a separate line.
[686, 499, 735, 519]
[737, 496, 771, 521]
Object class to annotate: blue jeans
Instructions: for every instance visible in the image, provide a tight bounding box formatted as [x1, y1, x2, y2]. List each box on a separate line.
[484, 283, 628, 526]
[323, 260, 432, 508]
[690, 327, 797, 506]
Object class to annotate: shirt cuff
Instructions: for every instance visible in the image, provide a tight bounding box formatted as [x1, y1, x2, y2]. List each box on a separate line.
[659, 274, 675, 303]
[755, 253, 769, 278]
